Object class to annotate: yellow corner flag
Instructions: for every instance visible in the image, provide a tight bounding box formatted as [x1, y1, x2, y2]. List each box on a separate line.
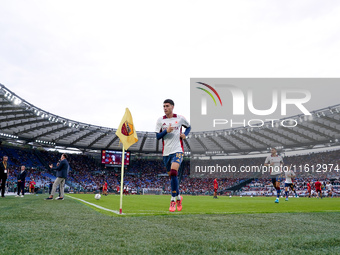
[115, 108, 138, 214]
[115, 108, 138, 150]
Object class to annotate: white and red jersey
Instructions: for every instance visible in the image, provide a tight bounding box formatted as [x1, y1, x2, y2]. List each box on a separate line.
[155, 114, 190, 156]
[264, 154, 283, 176]
[284, 170, 295, 184]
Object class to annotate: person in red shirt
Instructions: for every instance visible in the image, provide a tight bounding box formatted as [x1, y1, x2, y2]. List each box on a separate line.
[307, 181, 312, 198]
[116, 185, 120, 194]
[103, 181, 108, 196]
[29, 179, 36, 194]
[213, 179, 218, 199]
[315, 180, 322, 199]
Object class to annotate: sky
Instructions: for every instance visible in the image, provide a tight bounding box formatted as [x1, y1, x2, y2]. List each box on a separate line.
[1, 0, 340, 132]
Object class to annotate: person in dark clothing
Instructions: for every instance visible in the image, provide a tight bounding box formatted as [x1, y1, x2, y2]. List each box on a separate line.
[0, 155, 9, 198]
[48, 181, 53, 195]
[45, 154, 69, 201]
[16, 165, 27, 197]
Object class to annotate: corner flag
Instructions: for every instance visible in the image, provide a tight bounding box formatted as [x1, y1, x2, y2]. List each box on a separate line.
[115, 108, 138, 150]
[115, 108, 138, 214]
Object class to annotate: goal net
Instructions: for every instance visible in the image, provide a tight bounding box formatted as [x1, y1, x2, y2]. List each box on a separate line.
[142, 188, 163, 195]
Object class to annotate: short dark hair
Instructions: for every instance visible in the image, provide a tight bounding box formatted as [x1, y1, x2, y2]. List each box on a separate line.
[163, 99, 174, 106]
[62, 153, 68, 159]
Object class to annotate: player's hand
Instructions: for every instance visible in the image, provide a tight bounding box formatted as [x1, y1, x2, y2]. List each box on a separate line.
[180, 133, 186, 139]
[167, 123, 174, 133]
[49, 164, 53, 168]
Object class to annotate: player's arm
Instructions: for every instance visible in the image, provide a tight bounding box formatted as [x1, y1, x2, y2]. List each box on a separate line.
[264, 156, 271, 167]
[280, 157, 284, 167]
[180, 125, 191, 139]
[291, 169, 296, 178]
[155, 118, 171, 140]
[180, 116, 191, 139]
[156, 129, 167, 140]
[156, 124, 173, 140]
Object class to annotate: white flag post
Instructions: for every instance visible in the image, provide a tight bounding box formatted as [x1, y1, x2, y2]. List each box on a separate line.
[119, 146, 125, 215]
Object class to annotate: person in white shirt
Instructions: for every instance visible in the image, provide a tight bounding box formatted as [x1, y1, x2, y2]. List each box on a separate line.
[155, 99, 191, 212]
[326, 181, 333, 198]
[264, 148, 283, 203]
[284, 166, 298, 201]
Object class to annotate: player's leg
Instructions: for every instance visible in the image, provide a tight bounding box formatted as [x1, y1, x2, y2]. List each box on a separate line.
[164, 155, 176, 212]
[272, 177, 280, 203]
[284, 184, 289, 201]
[170, 153, 184, 211]
[290, 184, 298, 197]
[170, 161, 181, 210]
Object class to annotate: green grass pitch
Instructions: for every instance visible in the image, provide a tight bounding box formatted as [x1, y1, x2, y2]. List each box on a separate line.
[1, 194, 339, 254]
[67, 194, 340, 216]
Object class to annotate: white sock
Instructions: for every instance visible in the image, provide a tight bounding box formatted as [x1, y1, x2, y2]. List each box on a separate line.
[171, 197, 176, 202]
[177, 195, 181, 201]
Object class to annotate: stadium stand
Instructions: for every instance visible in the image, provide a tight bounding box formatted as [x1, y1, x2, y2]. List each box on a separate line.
[1, 144, 339, 197]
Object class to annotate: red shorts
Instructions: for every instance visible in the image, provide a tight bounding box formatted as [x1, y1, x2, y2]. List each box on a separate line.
[214, 188, 217, 192]
[316, 188, 321, 192]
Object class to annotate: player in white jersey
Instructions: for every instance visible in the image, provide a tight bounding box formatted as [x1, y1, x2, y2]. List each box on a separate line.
[264, 148, 283, 203]
[326, 181, 333, 198]
[155, 99, 191, 212]
[284, 166, 298, 201]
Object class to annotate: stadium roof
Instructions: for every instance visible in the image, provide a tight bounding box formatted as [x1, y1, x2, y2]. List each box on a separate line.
[1, 83, 340, 155]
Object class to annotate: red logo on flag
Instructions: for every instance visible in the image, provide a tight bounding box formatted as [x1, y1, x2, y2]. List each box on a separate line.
[121, 121, 134, 136]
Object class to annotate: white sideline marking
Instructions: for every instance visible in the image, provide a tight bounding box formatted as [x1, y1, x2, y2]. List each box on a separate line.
[66, 195, 123, 215]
